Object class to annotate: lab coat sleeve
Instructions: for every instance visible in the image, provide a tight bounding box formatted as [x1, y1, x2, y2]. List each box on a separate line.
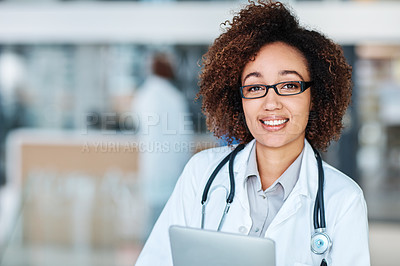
[135, 153, 202, 266]
[329, 192, 370, 266]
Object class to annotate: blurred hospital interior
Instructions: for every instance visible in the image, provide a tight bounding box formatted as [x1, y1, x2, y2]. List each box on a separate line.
[0, 0, 400, 265]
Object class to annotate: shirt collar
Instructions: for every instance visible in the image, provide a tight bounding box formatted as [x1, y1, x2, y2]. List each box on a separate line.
[279, 149, 304, 200]
[245, 144, 258, 178]
[244, 144, 305, 200]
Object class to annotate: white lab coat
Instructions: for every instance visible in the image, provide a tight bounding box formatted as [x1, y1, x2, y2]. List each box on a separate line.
[136, 139, 370, 266]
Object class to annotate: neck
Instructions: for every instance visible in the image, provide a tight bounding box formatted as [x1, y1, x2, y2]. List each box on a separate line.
[255, 139, 304, 190]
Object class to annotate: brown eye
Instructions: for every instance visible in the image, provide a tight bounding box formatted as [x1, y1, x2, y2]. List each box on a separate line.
[247, 86, 265, 92]
[282, 82, 300, 90]
[278, 82, 302, 95]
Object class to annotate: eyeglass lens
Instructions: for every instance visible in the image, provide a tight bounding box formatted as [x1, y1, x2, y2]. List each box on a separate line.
[241, 81, 304, 98]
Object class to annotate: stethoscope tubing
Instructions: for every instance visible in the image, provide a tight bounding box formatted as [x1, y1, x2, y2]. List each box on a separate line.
[201, 144, 245, 230]
[313, 148, 326, 229]
[200, 143, 331, 260]
[201, 144, 245, 206]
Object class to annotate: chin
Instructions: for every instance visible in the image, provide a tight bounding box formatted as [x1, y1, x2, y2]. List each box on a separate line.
[255, 136, 288, 149]
[255, 133, 305, 150]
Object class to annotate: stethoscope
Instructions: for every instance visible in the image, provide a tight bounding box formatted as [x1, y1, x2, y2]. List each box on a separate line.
[200, 143, 332, 261]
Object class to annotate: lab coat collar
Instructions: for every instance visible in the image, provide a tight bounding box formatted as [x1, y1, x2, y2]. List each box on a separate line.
[224, 139, 318, 218]
[226, 139, 318, 212]
[265, 140, 319, 232]
[294, 139, 319, 199]
[226, 139, 318, 198]
[222, 139, 256, 176]
[224, 139, 256, 216]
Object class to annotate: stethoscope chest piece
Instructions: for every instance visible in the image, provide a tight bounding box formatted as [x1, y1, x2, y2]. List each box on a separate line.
[311, 229, 332, 255]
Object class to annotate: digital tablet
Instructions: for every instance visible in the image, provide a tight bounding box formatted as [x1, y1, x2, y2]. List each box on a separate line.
[169, 225, 276, 266]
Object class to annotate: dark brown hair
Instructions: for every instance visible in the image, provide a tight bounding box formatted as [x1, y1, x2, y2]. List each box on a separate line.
[152, 53, 175, 80]
[198, 0, 352, 151]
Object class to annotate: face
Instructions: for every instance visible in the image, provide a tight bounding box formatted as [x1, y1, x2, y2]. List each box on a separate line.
[241, 41, 312, 151]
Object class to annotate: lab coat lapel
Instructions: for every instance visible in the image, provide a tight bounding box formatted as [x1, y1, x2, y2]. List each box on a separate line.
[220, 140, 255, 232]
[227, 140, 256, 213]
[266, 140, 319, 233]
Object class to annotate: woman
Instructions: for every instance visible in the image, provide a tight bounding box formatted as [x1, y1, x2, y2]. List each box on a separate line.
[136, 1, 369, 265]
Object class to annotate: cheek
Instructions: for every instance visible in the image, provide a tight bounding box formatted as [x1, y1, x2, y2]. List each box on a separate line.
[288, 99, 312, 130]
[296, 93, 312, 117]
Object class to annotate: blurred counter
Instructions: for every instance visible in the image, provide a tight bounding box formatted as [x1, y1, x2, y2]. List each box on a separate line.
[0, 129, 217, 266]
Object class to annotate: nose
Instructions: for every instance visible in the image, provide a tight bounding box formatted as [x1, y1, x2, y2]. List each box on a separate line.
[262, 87, 282, 111]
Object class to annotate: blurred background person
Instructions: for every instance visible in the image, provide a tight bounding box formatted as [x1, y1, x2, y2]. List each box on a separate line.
[0, 49, 29, 186]
[131, 52, 192, 239]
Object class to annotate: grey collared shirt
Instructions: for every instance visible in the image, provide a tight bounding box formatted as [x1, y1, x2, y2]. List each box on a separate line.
[246, 145, 304, 237]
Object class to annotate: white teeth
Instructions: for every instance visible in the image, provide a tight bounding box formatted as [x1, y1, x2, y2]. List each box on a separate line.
[261, 119, 288, 126]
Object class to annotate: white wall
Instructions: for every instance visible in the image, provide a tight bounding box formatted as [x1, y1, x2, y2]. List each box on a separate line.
[0, 1, 399, 45]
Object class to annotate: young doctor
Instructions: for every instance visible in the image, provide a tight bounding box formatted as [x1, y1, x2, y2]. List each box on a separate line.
[135, 1, 370, 265]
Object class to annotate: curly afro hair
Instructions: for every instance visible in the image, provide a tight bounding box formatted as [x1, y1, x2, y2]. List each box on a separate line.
[198, 0, 352, 151]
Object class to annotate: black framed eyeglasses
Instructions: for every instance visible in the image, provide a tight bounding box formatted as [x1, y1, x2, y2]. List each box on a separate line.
[240, 81, 313, 99]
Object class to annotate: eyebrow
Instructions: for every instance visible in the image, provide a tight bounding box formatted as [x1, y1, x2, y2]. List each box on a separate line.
[242, 72, 261, 84]
[242, 69, 305, 84]
[279, 70, 305, 81]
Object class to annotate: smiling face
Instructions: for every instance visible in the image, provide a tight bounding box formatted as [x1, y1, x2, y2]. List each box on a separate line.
[241, 41, 312, 151]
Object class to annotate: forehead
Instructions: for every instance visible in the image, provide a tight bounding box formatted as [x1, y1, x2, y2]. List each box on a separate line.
[241, 42, 310, 81]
